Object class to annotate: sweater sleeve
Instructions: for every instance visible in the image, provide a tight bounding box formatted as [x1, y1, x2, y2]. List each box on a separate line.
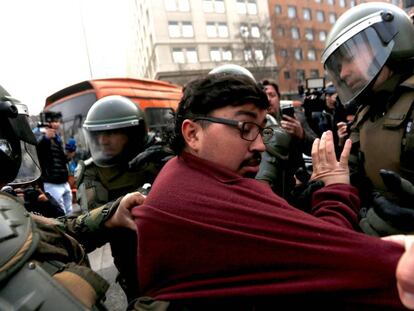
[311, 183, 360, 230]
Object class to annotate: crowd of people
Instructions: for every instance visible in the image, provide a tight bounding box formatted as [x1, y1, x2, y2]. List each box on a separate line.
[2, 1, 414, 310]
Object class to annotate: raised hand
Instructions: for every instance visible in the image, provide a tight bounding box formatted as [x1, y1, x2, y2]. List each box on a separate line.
[310, 130, 352, 186]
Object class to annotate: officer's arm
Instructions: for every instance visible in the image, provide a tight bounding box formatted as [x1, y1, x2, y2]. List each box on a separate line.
[61, 192, 145, 252]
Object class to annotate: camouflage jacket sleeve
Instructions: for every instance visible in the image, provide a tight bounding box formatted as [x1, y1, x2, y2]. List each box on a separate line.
[58, 197, 122, 253]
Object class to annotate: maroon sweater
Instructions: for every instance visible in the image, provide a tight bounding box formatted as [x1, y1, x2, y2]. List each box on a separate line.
[133, 152, 406, 310]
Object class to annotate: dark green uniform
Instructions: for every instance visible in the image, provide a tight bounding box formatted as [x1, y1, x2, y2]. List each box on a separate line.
[76, 150, 166, 302]
[0, 191, 123, 310]
[349, 75, 414, 235]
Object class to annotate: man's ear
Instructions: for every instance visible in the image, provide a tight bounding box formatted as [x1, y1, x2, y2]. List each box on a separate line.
[182, 119, 201, 151]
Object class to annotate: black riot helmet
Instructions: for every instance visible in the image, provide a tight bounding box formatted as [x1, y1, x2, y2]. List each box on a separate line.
[209, 64, 256, 82]
[83, 95, 148, 167]
[322, 2, 414, 105]
[0, 95, 41, 186]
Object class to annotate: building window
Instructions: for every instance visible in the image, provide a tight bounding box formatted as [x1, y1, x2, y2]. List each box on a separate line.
[316, 10, 325, 22]
[319, 30, 327, 42]
[296, 69, 305, 82]
[168, 22, 180, 38]
[291, 27, 300, 40]
[218, 23, 229, 37]
[172, 48, 185, 63]
[303, 8, 312, 20]
[172, 47, 198, 63]
[182, 22, 194, 37]
[202, 0, 225, 13]
[243, 48, 263, 61]
[215, 0, 225, 13]
[274, 5, 282, 14]
[206, 22, 217, 37]
[339, 0, 346, 7]
[207, 22, 228, 37]
[255, 49, 264, 61]
[240, 24, 249, 38]
[294, 48, 303, 60]
[247, 0, 257, 15]
[210, 48, 221, 61]
[168, 21, 194, 38]
[284, 71, 291, 80]
[244, 49, 252, 61]
[327, 0, 335, 5]
[310, 69, 319, 77]
[329, 13, 337, 24]
[186, 48, 198, 63]
[280, 49, 288, 57]
[350, 0, 356, 7]
[307, 49, 316, 61]
[210, 47, 232, 61]
[277, 26, 285, 37]
[288, 6, 297, 18]
[236, 0, 257, 15]
[305, 28, 314, 41]
[251, 24, 260, 38]
[315, 0, 322, 3]
[240, 24, 259, 38]
[223, 48, 233, 61]
[165, 0, 190, 12]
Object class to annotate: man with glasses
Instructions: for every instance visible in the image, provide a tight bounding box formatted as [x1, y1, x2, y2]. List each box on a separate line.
[130, 74, 409, 310]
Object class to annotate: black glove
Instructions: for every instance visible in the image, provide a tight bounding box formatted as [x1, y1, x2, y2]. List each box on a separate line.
[128, 145, 173, 170]
[290, 180, 324, 213]
[360, 169, 414, 235]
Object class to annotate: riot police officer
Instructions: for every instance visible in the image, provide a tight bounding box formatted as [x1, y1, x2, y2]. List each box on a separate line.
[0, 91, 144, 310]
[77, 95, 166, 211]
[321, 2, 414, 235]
[76, 95, 171, 302]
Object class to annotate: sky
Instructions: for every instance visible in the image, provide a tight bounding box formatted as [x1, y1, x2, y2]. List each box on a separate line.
[0, 0, 130, 115]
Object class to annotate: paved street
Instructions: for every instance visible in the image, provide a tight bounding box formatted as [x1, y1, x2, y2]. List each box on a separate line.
[88, 243, 128, 311]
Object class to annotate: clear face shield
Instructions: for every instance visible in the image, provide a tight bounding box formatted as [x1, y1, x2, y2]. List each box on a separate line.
[0, 102, 42, 186]
[323, 27, 393, 105]
[9, 141, 41, 186]
[83, 128, 130, 167]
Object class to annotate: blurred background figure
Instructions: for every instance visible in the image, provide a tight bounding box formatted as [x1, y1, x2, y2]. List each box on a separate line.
[34, 111, 73, 215]
[313, 84, 347, 156]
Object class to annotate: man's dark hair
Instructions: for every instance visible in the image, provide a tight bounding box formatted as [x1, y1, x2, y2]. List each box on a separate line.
[169, 73, 269, 155]
[261, 79, 281, 98]
[41, 111, 62, 123]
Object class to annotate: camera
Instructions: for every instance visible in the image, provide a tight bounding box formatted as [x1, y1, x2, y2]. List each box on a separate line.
[281, 105, 295, 118]
[303, 78, 326, 134]
[37, 111, 62, 133]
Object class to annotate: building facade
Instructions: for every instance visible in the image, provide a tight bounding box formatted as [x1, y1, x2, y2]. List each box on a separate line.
[267, 0, 405, 96]
[130, 0, 277, 85]
[128, 0, 409, 96]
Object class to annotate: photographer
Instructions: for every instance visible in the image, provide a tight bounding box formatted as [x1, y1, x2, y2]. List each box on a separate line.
[34, 111, 73, 215]
[256, 79, 317, 206]
[313, 84, 348, 156]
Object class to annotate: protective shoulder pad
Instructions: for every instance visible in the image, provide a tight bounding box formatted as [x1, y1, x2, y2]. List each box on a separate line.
[0, 192, 38, 282]
[74, 157, 93, 188]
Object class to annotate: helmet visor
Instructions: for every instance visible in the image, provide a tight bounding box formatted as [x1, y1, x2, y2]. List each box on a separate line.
[324, 27, 393, 104]
[9, 141, 41, 185]
[83, 128, 129, 167]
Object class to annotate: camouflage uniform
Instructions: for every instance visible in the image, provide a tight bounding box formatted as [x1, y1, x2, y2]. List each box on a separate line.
[75, 143, 169, 302]
[0, 191, 123, 310]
